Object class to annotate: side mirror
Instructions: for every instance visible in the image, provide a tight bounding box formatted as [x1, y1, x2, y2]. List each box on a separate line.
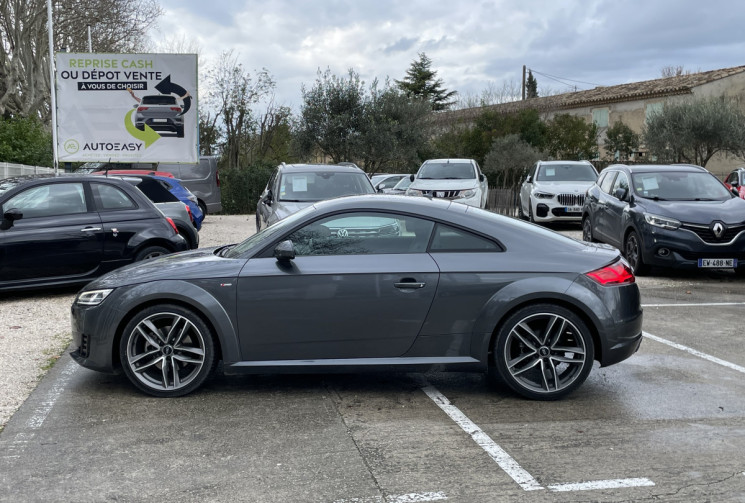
[409, 174, 415, 182]
[613, 187, 629, 201]
[376, 183, 385, 193]
[479, 174, 485, 182]
[263, 190, 273, 206]
[731, 179, 739, 187]
[274, 240, 295, 262]
[525, 175, 532, 184]
[1, 208, 22, 230]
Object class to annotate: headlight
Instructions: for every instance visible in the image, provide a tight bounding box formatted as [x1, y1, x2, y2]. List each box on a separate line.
[459, 189, 476, 198]
[533, 191, 555, 199]
[644, 213, 681, 230]
[75, 289, 113, 306]
[406, 188, 425, 196]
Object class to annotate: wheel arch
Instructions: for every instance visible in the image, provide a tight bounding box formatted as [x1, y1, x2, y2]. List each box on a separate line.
[110, 281, 238, 371]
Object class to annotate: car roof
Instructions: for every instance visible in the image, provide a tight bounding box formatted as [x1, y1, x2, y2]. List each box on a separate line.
[422, 158, 476, 164]
[92, 169, 175, 178]
[538, 160, 593, 165]
[279, 163, 367, 174]
[606, 164, 708, 173]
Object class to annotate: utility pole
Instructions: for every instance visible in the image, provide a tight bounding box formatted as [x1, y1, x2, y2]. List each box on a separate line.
[521, 65, 526, 101]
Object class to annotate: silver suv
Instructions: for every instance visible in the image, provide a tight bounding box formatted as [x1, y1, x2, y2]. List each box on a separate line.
[519, 160, 598, 223]
[135, 94, 184, 138]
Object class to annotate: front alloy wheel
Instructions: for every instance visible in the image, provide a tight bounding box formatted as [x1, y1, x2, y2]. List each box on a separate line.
[493, 304, 594, 400]
[120, 305, 216, 397]
[624, 231, 648, 275]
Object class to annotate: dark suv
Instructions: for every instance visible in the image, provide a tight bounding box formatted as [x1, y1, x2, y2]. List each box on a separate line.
[0, 175, 187, 291]
[582, 164, 745, 275]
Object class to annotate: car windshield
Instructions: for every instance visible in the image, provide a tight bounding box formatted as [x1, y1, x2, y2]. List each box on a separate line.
[225, 204, 318, 258]
[278, 172, 374, 202]
[417, 162, 475, 180]
[632, 171, 732, 201]
[393, 177, 412, 190]
[535, 164, 597, 182]
[141, 95, 177, 105]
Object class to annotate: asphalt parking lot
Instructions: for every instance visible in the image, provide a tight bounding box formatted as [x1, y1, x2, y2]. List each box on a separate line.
[1, 219, 744, 502]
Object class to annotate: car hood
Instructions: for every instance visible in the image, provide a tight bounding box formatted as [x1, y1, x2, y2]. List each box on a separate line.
[637, 197, 745, 225]
[274, 200, 314, 221]
[86, 248, 245, 289]
[410, 179, 480, 190]
[532, 181, 595, 192]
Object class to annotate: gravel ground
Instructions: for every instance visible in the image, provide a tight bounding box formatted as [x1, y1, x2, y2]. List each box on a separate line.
[0, 214, 255, 429]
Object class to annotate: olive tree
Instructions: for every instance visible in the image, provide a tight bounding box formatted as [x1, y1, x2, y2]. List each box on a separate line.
[604, 120, 639, 161]
[483, 134, 544, 188]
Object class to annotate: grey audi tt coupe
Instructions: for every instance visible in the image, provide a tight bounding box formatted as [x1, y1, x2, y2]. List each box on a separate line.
[71, 195, 643, 400]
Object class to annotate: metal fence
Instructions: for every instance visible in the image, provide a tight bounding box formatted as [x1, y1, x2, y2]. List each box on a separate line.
[488, 186, 520, 216]
[0, 162, 55, 179]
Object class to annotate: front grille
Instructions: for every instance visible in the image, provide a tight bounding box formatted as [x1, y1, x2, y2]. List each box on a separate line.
[422, 190, 461, 199]
[79, 333, 89, 358]
[557, 193, 584, 206]
[681, 223, 745, 244]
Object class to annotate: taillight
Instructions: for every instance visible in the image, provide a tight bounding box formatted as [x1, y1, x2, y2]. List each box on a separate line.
[184, 203, 194, 223]
[137, 106, 148, 112]
[170, 107, 181, 112]
[166, 217, 178, 234]
[586, 259, 635, 285]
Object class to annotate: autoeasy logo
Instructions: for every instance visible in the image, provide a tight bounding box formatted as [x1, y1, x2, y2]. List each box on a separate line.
[83, 142, 143, 151]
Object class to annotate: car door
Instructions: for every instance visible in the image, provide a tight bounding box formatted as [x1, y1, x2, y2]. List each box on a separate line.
[236, 211, 439, 361]
[602, 171, 630, 248]
[0, 182, 103, 285]
[592, 170, 618, 243]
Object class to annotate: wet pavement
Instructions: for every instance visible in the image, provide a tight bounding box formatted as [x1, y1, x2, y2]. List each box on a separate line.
[1, 229, 745, 502]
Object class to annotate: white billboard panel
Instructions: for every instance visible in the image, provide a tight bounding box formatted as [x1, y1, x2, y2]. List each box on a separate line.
[55, 53, 198, 163]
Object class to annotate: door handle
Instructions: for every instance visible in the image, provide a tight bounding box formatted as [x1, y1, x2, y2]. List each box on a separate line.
[394, 280, 426, 289]
[80, 226, 102, 232]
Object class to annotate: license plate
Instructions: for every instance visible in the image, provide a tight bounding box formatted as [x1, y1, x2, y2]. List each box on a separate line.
[153, 118, 167, 123]
[565, 206, 582, 213]
[698, 258, 737, 268]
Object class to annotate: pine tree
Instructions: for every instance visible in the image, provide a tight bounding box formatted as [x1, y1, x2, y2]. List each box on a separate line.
[396, 53, 457, 111]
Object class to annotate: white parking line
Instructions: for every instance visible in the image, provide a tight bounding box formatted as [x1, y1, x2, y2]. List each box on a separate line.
[333, 492, 447, 503]
[548, 478, 655, 492]
[26, 360, 78, 429]
[420, 381, 544, 491]
[642, 302, 745, 308]
[643, 331, 745, 375]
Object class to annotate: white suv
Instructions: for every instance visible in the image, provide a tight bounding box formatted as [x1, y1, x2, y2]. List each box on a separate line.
[519, 160, 598, 223]
[406, 158, 488, 208]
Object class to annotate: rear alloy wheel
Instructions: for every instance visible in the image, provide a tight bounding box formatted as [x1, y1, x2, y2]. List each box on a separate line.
[624, 230, 648, 276]
[134, 245, 169, 261]
[582, 217, 596, 243]
[493, 304, 594, 400]
[120, 305, 216, 397]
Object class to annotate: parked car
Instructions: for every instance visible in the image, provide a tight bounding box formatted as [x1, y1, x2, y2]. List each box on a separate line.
[370, 173, 408, 192]
[724, 167, 745, 199]
[582, 164, 745, 275]
[256, 163, 375, 230]
[70, 194, 642, 400]
[406, 159, 489, 209]
[95, 174, 200, 249]
[0, 175, 187, 291]
[387, 176, 412, 195]
[92, 170, 203, 229]
[134, 94, 184, 137]
[519, 160, 598, 224]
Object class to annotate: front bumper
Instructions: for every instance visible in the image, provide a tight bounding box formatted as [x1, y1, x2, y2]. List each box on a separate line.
[533, 200, 583, 222]
[638, 225, 745, 270]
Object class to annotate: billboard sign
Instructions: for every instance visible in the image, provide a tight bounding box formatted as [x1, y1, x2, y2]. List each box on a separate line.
[55, 53, 198, 163]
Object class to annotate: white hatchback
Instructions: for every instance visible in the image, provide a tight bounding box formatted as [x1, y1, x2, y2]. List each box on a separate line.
[519, 160, 598, 223]
[406, 158, 489, 209]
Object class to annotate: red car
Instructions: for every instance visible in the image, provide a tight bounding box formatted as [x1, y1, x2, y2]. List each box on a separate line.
[724, 168, 745, 198]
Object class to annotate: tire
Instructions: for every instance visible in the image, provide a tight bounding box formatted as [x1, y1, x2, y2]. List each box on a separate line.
[624, 230, 648, 276]
[528, 202, 535, 223]
[582, 217, 596, 243]
[492, 304, 595, 400]
[134, 245, 169, 261]
[198, 200, 207, 217]
[135, 123, 144, 131]
[176, 227, 195, 249]
[517, 199, 525, 220]
[176, 125, 184, 138]
[119, 304, 216, 397]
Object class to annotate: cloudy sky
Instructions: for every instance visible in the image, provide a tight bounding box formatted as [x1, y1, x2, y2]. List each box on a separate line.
[156, 0, 745, 110]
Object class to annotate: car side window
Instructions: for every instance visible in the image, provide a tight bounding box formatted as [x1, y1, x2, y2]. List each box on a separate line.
[610, 172, 629, 197]
[599, 171, 617, 194]
[429, 224, 499, 252]
[3, 183, 86, 218]
[726, 172, 738, 184]
[91, 183, 136, 211]
[287, 212, 434, 256]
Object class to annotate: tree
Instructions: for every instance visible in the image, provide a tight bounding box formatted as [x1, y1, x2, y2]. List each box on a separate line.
[296, 68, 366, 163]
[0, 115, 53, 166]
[483, 134, 544, 188]
[396, 52, 457, 111]
[0, 0, 162, 120]
[603, 120, 639, 161]
[545, 114, 599, 160]
[525, 70, 538, 99]
[644, 96, 745, 167]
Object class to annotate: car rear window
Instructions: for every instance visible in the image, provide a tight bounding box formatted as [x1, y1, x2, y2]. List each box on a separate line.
[141, 95, 177, 105]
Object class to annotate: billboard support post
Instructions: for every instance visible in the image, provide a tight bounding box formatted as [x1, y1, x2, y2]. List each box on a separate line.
[46, 0, 59, 174]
